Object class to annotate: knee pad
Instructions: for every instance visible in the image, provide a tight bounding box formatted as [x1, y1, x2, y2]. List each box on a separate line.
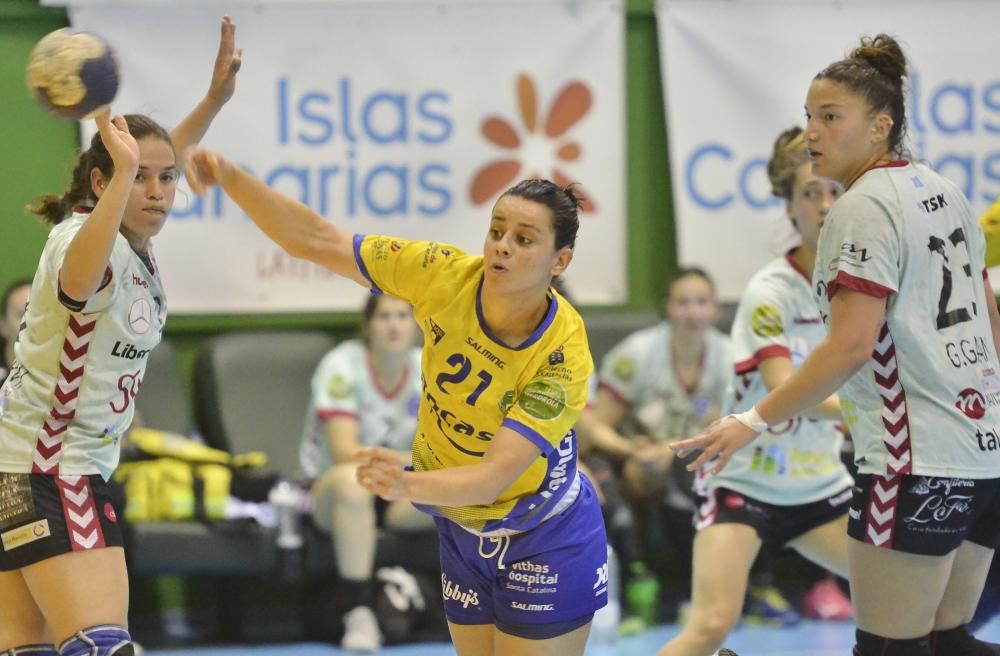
[856, 628, 931, 656]
[2, 646, 58, 656]
[58, 625, 133, 656]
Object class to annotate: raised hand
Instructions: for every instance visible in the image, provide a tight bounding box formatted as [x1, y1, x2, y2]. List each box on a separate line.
[355, 446, 406, 501]
[206, 16, 242, 107]
[669, 415, 758, 475]
[95, 109, 139, 176]
[183, 148, 229, 195]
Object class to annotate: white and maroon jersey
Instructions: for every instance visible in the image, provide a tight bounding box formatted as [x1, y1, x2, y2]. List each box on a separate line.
[815, 161, 1000, 480]
[0, 213, 166, 480]
[710, 253, 853, 505]
[298, 339, 421, 479]
[599, 322, 731, 443]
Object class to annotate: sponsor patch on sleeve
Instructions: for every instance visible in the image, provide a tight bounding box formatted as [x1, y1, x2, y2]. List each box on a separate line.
[518, 379, 567, 421]
[326, 374, 354, 399]
[612, 356, 636, 382]
[750, 304, 784, 338]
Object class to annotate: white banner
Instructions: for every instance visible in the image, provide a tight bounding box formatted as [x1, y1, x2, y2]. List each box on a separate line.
[65, 2, 625, 313]
[657, 0, 1000, 301]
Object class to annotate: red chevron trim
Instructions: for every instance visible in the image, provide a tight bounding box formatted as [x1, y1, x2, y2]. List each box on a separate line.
[60, 363, 84, 383]
[872, 346, 896, 367]
[874, 369, 899, 389]
[883, 416, 907, 435]
[887, 445, 910, 459]
[56, 476, 106, 551]
[53, 383, 79, 406]
[32, 314, 94, 474]
[62, 340, 90, 361]
[864, 475, 900, 548]
[68, 315, 97, 338]
[884, 394, 905, 412]
[695, 492, 719, 531]
[34, 440, 61, 459]
[50, 408, 75, 422]
[871, 323, 912, 476]
[43, 422, 67, 437]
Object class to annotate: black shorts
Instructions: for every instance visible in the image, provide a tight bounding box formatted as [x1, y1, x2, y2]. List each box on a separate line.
[847, 474, 1000, 556]
[695, 486, 852, 546]
[0, 473, 124, 571]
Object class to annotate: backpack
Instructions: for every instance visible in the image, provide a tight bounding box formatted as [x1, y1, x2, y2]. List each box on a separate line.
[373, 566, 449, 644]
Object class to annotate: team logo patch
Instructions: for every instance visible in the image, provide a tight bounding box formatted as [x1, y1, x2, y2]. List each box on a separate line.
[427, 317, 446, 345]
[612, 356, 635, 382]
[127, 298, 153, 335]
[1, 519, 51, 551]
[517, 379, 566, 421]
[326, 374, 353, 399]
[499, 390, 515, 415]
[956, 388, 987, 420]
[750, 304, 783, 338]
[548, 346, 565, 366]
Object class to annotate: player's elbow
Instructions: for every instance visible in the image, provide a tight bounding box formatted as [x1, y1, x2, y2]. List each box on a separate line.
[835, 333, 877, 370]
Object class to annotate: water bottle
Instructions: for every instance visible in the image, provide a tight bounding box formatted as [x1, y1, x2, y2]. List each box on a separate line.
[268, 480, 304, 580]
[590, 545, 621, 645]
[625, 560, 661, 627]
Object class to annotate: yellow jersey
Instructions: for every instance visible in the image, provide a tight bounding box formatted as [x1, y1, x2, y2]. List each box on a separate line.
[981, 196, 1000, 267]
[354, 235, 592, 534]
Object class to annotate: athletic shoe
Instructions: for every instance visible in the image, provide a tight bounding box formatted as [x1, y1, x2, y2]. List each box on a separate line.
[715, 649, 740, 656]
[341, 605, 383, 653]
[744, 584, 801, 626]
[802, 575, 853, 621]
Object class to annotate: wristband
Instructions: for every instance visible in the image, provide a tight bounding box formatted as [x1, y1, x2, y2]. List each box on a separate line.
[732, 405, 768, 433]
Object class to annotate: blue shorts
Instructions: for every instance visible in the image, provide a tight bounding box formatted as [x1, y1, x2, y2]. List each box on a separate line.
[435, 475, 608, 636]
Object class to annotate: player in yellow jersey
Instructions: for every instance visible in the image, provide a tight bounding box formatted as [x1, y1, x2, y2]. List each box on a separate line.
[184, 149, 608, 655]
[981, 196, 1000, 268]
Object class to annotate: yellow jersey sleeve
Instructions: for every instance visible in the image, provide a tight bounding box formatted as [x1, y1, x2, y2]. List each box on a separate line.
[501, 324, 592, 455]
[353, 234, 470, 309]
[980, 197, 1000, 268]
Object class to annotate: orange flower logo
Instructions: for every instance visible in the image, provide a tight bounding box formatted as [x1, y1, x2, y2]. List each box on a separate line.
[470, 74, 595, 211]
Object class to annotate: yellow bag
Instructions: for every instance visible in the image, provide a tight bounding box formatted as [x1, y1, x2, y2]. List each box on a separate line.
[113, 428, 267, 522]
[115, 459, 232, 521]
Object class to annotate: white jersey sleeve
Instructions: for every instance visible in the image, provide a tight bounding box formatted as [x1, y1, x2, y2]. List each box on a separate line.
[819, 191, 900, 302]
[731, 266, 795, 372]
[311, 345, 361, 420]
[43, 218, 134, 314]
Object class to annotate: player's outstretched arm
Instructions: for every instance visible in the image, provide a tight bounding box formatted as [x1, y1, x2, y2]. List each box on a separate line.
[170, 16, 242, 163]
[60, 111, 139, 303]
[185, 148, 368, 286]
[356, 428, 541, 506]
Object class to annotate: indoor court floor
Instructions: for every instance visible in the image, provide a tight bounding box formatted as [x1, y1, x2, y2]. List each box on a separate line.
[147, 616, 1000, 655]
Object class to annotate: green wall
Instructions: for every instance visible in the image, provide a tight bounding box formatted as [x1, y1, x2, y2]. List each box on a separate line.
[0, 0, 674, 376]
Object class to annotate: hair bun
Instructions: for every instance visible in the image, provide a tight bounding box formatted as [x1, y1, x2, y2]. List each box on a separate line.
[850, 34, 907, 81]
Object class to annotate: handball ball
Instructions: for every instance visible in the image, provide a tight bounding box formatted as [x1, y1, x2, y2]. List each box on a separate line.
[26, 28, 119, 122]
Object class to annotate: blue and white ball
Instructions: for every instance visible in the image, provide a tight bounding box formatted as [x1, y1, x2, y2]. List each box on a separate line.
[26, 28, 119, 122]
